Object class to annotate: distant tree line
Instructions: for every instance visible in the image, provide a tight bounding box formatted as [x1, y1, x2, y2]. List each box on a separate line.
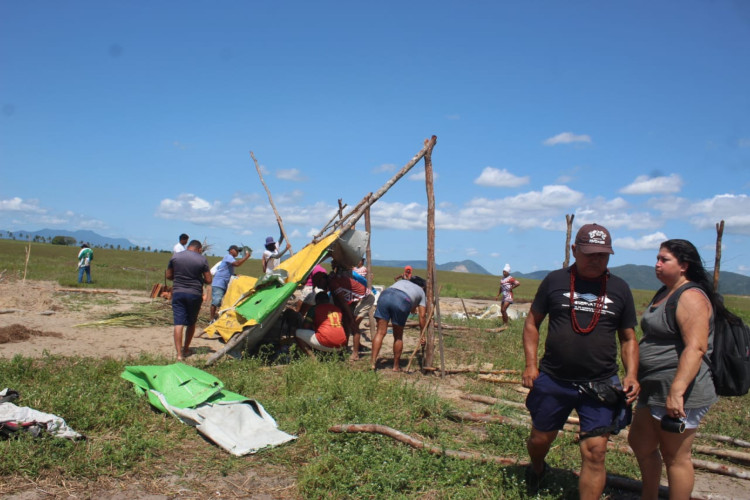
[1, 232, 167, 252]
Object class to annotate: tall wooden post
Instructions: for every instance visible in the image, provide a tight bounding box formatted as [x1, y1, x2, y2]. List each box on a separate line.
[714, 220, 724, 291]
[423, 136, 437, 368]
[365, 196, 376, 340]
[251, 151, 293, 256]
[563, 214, 575, 268]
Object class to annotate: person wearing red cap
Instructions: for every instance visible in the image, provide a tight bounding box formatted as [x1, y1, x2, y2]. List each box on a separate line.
[394, 265, 413, 282]
[521, 223, 640, 497]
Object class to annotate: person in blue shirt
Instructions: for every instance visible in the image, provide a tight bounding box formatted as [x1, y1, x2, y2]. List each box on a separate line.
[210, 245, 251, 321]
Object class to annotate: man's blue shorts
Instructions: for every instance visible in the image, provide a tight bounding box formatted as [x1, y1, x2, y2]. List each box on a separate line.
[525, 372, 622, 434]
[374, 288, 412, 327]
[172, 292, 203, 326]
[211, 286, 227, 307]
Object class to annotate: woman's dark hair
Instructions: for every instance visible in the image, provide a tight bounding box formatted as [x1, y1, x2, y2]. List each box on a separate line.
[409, 275, 427, 290]
[660, 239, 738, 323]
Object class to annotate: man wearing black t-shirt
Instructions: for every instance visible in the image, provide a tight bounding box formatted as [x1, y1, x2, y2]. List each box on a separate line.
[521, 223, 640, 498]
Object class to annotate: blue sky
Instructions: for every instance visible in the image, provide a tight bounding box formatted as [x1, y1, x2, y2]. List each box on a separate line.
[1, 1, 749, 276]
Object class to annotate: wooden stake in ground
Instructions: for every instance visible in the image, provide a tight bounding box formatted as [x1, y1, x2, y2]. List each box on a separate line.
[250, 151, 293, 256]
[423, 136, 437, 369]
[364, 197, 376, 340]
[714, 219, 724, 291]
[23, 243, 31, 283]
[563, 214, 574, 268]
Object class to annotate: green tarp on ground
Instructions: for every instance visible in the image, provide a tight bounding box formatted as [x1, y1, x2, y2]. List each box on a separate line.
[121, 364, 296, 455]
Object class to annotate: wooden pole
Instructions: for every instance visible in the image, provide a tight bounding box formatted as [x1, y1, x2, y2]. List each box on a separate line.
[423, 137, 437, 369]
[713, 220, 724, 291]
[364, 197, 376, 341]
[250, 151, 293, 256]
[23, 243, 31, 283]
[433, 270, 445, 377]
[335, 136, 437, 237]
[563, 214, 574, 268]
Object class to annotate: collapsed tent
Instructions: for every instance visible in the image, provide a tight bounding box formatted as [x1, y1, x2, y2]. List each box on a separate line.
[203, 137, 436, 365]
[203, 232, 343, 358]
[121, 363, 295, 456]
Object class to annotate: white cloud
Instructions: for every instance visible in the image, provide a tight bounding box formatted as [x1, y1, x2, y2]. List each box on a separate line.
[620, 174, 683, 195]
[543, 132, 592, 146]
[474, 167, 529, 187]
[0, 197, 46, 213]
[276, 168, 306, 182]
[613, 232, 668, 251]
[373, 163, 397, 173]
[689, 194, 750, 235]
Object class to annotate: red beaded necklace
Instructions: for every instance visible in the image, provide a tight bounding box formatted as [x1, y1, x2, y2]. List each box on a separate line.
[569, 264, 609, 334]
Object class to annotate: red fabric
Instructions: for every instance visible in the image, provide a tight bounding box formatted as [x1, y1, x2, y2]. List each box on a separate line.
[328, 273, 369, 304]
[310, 303, 347, 348]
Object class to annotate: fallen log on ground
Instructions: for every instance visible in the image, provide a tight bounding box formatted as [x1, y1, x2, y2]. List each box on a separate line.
[478, 374, 523, 385]
[328, 423, 668, 497]
[422, 367, 519, 375]
[693, 445, 750, 465]
[448, 410, 579, 434]
[0, 309, 22, 314]
[453, 410, 750, 480]
[696, 433, 750, 449]
[328, 423, 519, 465]
[605, 442, 750, 481]
[460, 393, 525, 408]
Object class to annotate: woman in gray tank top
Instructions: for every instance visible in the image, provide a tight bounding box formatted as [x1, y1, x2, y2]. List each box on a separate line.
[627, 239, 720, 499]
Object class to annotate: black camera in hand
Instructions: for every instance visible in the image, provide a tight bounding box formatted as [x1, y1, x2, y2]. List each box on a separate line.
[660, 415, 686, 433]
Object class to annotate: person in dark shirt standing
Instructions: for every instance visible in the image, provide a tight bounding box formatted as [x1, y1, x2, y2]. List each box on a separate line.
[521, 223, 639, 498]
[166, 240, 212, 361]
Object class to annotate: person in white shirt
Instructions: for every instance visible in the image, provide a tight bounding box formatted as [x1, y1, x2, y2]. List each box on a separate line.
[173, 233, 189, 255]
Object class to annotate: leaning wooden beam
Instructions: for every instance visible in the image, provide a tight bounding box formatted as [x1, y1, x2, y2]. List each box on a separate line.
[313, 203, 348, 240]
[205, 324, 256, 366]
[328, 423, 519, 466]
[251, 151, 293, 256]
[335, 136, 437, 237]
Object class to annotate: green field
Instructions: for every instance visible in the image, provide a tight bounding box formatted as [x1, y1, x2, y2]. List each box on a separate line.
[1, 239, 749, 498]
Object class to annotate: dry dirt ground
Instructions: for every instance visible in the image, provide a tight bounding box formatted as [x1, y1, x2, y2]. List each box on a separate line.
[1, 280, 747, 499]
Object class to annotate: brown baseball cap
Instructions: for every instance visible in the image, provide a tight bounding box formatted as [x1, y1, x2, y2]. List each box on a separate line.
[575, 223, 614, 254]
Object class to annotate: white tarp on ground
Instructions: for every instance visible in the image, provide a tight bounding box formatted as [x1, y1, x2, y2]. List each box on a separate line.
[151, 389, 296, 456]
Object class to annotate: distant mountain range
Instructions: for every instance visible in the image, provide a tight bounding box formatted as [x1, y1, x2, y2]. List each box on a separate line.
[1, 228, 135, 250]
[374, 260, 750, 296]
[372, 259, 492, 275]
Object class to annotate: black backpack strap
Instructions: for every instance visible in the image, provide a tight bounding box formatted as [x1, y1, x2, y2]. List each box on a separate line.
[660, 282, 715, 371]
[662, 282, 702, 334]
